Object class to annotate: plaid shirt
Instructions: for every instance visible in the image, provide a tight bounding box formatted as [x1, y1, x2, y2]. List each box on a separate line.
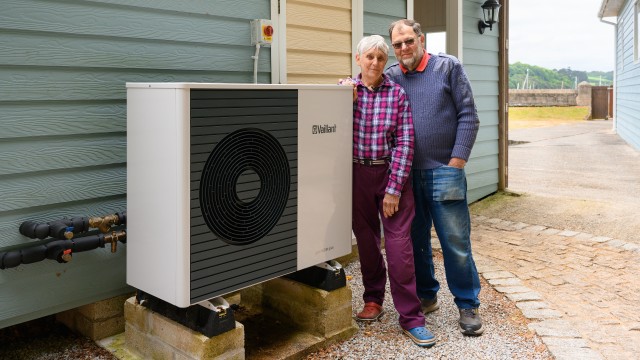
[353, 74, 414, 196]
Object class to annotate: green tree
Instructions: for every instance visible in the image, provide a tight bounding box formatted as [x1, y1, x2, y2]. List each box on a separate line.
[509, 62, 613, 89]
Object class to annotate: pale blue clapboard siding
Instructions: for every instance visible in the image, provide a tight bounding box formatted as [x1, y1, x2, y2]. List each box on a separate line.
[0, 0, 271, 329]
[462, 0, 500, 202]
[364, 0, 406, 68]
[615, 1, 640, 151]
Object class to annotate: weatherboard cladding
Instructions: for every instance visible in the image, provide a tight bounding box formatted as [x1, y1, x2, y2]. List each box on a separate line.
[0, 0, 502, 328]
[0, 0, 271, 329]
[461, 0, 500, 201]
[615, 0, 640, 150]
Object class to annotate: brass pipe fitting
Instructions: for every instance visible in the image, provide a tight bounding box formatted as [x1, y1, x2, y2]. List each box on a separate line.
[104, 230, 126, 253]
[89, 214, 121, 233]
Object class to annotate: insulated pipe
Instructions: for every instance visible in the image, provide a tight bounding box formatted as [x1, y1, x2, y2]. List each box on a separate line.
[0, 230, 126, 269]
[19, 211, 126, 240]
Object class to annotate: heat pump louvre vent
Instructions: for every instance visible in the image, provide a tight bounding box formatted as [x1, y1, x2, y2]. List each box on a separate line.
[191, 245, 297, 280]
[191, 232, 297, 264]
[190, 264, 297, 303]
[190, 89, 298, 302]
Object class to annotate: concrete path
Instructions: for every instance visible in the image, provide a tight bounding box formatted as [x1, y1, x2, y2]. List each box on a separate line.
[468, 120, 640, 360]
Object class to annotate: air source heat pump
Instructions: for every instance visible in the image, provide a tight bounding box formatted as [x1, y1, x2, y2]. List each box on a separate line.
[126, 83, 353, 307]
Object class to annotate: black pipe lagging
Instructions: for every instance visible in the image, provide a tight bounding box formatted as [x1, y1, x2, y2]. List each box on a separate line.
[0, 232, 126, 269]
[19, 211, 126, 240]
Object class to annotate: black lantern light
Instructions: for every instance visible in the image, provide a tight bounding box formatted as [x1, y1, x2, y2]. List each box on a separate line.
[478, 0, 501, 34]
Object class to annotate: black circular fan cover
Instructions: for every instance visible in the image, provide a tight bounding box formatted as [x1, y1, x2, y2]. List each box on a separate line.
[199, 128, 290, 245]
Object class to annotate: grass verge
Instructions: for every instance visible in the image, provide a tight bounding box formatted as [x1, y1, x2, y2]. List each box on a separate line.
[509, 106, 591, 129]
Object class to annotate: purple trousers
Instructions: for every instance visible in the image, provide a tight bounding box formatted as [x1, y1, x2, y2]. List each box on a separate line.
[352, 163, 425, 330]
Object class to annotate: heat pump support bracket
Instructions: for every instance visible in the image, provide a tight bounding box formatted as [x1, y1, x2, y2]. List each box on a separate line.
[285, 260, 346, 291]
[135, 291, 235, 337]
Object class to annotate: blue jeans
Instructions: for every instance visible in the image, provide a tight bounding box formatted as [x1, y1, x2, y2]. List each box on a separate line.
[411, 166, 481, 309]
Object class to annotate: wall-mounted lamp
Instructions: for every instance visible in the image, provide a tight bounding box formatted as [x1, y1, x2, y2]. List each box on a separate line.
[478, 0, 501, 34]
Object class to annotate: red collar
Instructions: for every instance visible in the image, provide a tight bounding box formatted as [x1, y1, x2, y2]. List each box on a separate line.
[399, 52, 430, 73]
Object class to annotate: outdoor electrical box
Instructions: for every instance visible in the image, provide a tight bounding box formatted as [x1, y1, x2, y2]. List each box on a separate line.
[250, 19, 273, 46]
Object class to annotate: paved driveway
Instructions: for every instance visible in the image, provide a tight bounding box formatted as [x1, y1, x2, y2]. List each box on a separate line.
[485, 119, 640, 244]
[469, 119, 640, 360]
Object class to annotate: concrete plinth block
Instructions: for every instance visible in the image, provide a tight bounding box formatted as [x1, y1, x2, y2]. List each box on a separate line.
[124, 297, 245, 360]
[57, 293, 133, 340]
[237, 277, 358, 359]
[261, 277, 355, 338]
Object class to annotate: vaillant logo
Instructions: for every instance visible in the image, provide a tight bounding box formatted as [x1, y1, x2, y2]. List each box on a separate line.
[312, 124, 337, 134]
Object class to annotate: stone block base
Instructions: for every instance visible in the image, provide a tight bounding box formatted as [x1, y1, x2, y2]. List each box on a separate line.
[57, 293, 133, 340]
[123, 297, 244, 360]
[240, 277, 358, 359]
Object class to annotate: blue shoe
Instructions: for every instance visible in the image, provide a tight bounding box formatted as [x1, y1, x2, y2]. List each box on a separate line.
[403, 326, 436, 347]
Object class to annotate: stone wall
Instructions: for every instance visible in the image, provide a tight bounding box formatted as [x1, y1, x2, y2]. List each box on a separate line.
[509, 82, 593, 107]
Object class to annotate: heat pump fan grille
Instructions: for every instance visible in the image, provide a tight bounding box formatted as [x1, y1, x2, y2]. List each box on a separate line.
[199, 128, 290, 245]
[189, 89, 298, 302]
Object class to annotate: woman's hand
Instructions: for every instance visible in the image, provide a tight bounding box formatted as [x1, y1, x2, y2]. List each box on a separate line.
[382, 193, 400, 218]
[338, 77, 358, 102]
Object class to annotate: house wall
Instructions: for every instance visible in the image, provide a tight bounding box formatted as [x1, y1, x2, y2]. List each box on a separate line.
[286, 0, 352, 83]
[461, 0, 501, 202]
[0, 0, 271, 329]
[363, 0, 407, 68]
[615, 1, 640, 150]
[0, 0, 504, 329]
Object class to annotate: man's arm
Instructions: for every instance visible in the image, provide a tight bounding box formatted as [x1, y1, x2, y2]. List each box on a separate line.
[449, 59, 480, 166]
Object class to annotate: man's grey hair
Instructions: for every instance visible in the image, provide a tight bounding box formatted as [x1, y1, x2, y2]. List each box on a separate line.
[356, 35, 389, 56]
[388, 19, 423, 38]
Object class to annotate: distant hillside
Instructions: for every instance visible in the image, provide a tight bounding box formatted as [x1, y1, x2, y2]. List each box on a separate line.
[510, 62, 613, 89]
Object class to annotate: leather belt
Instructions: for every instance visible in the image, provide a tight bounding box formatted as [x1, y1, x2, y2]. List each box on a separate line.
[353, 158, 388, 166]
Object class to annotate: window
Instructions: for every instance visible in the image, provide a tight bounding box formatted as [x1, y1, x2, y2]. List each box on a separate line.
[426, 32, 447, 54]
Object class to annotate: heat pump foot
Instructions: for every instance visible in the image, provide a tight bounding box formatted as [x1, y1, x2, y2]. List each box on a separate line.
[285, 260, 346, 291]
[135, 291, 235, 337]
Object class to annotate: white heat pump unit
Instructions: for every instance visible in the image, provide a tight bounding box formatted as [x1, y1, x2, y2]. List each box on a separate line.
[126, 83, 353, 307]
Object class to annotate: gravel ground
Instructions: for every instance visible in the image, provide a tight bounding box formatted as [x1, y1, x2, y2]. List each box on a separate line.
[304, 251, 552, 360]
[1, 249, 551, 360]
[0, 316, 115, 360]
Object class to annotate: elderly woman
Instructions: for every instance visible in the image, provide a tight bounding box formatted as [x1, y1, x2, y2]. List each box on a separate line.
[346, 35, 435, 348]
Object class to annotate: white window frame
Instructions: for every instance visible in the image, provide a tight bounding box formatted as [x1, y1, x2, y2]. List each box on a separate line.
[352, 0, 364, 77]
[634, 0, 639, 63]
[446, 0, 462, 60]
[271, 0, 281, 84]
[620, 17, 625, 70]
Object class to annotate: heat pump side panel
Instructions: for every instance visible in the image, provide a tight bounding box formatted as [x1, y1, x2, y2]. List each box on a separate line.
[126, 87, 191, 307]
[297, 87, 353, 270]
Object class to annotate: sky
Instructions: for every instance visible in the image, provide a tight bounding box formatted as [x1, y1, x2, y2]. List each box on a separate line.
[509, 0, 615, 72]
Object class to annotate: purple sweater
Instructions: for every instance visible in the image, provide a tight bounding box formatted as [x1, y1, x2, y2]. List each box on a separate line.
[386, 53, 480, 170]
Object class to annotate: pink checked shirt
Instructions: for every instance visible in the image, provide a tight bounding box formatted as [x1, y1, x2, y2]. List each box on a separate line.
[353, 73, 414, 196]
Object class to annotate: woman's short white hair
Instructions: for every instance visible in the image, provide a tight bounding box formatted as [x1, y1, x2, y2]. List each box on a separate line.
[357, 35, 389, 56]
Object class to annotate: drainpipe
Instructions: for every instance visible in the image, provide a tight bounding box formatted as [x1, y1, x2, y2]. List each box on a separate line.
[598, 15, 617, 131]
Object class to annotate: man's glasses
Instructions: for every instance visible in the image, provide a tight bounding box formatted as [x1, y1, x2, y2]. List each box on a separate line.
[391, 38, 416, 50]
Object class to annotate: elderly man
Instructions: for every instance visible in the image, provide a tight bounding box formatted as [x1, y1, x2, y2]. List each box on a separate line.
[347, 34, 435, 347]
[386, 19, 483, 336]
